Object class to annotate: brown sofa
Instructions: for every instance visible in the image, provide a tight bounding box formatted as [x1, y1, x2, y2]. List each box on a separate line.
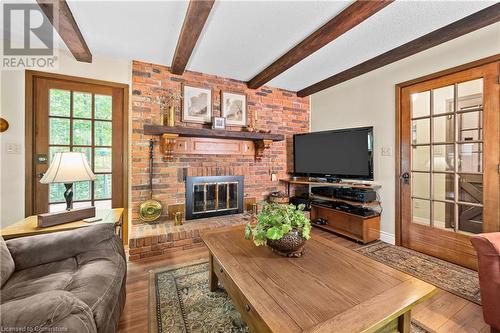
[0, 224, 126, 333]
[471, 233, 500, 333]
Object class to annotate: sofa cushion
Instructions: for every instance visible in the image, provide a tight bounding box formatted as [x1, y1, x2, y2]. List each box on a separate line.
[0, 237, 14, 288]
[1, 258, 77, 303]
[1, 235, 126, 333]
[0, 290, 97, 333]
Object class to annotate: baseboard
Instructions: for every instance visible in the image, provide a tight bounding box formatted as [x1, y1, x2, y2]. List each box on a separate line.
[379, 230, 395, 245]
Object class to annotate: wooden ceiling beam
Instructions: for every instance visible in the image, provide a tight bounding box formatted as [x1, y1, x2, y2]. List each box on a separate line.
[297, 3, 500, 97]
[36, 0, 92, 62]
[171, 0, 215, 75]
[247, 0, 393, 89]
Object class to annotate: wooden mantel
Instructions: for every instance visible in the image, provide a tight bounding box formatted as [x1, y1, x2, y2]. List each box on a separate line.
[143, 125, 285, 160]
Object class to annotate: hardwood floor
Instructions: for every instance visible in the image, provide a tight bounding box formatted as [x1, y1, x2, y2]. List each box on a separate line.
[117, 228, 488, 333]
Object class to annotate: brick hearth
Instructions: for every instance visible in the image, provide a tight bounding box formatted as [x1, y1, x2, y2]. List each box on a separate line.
[128, 214, 251, 261]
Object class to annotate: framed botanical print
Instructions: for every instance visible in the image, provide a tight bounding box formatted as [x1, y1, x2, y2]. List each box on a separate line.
[182, 85, 212, 123]
[221, 92, 246, 126]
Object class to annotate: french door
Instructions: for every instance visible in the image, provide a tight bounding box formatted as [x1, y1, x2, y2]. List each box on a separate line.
[399, 61, 500, 269]
[27, 72, 127, 215]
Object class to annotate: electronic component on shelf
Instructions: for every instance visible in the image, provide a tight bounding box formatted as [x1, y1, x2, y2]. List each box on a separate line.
[311, 186, 377, 203]
[311, 200, 377, 217]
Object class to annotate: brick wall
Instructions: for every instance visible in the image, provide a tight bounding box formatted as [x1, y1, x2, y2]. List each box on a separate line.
[131, 60, 310, 224]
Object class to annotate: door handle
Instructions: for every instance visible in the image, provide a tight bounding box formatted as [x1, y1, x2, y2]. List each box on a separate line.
[401, 172, 410, 184]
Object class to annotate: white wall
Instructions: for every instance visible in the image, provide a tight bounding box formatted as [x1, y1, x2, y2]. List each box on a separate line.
[310, 23, 500, 244]
[0, 49, 131, 227]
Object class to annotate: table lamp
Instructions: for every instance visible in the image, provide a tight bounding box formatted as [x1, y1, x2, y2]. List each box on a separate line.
[38, 152, 96, 226]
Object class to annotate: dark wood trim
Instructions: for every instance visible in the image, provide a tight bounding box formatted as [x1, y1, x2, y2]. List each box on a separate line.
[298, 4, 500, 97]
[25, 72, 35, 216]
[171, 0, 215, 75]
[246, 0, 393, 89]
[36, 0, 92, 62]
[143, 125, 284, 141]
[25, 70, 129, 89]
[394, 85, 402, 246]
[24, 70, 129, 243]
[396, 54, 500, 88]
[394, 54, 500, 247]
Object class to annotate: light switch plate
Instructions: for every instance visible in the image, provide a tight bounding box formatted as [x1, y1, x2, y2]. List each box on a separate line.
[4, 142, 22, 155]
[381, 147, 392, 156]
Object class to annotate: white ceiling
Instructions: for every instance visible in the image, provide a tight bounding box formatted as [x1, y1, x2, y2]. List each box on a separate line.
[3, 1, 496, 92]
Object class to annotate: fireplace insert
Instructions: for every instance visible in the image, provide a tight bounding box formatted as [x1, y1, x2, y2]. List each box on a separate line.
[185, 176, 244, 220]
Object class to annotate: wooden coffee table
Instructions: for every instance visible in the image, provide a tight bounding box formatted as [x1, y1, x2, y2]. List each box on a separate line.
[202, 226, 436, 333]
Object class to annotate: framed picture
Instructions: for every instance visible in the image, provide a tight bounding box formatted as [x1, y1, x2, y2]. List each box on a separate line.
[182, 85, 212, 123]
[212, 116, 226, 130]
[221, 92, 246, 126]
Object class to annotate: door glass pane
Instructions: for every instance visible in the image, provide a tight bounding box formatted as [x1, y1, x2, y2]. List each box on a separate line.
[458, 174, 482, 204]
[433, 145, 454, 172]
[74, 181, 91, 201]
[458, 143, 482, 173]
[412, 199, 430, 226]
[49, 183, 65, 203]
[49, 118, 70, 145]
[433, 85, 454, 115]
[458, 111, 482, 141]
[72, 147, 92, 167]
[49, 146, 70, 163]
[457, 79, 483, 111]
[95, 174, 112, 199]
[49, 203, 67, 212]
[433, 173, 455, 201]
[94, 148, 112, 173]
[73, 92, 92, 118]
[95, 121, 112, 146]
[433, 115, 454, 143]
[95, 95, 112, 120]
[411, 91, 430, 118]
[73, 120, 92, 145]
[412, 119, 430, 144]
[412, 146, 430, 171]
[49, 89, 70, 117]
[412, 172, 430, 199]
[95, 200, 112, 209]
[458, 203, 483, 234]
[433, 201, 455, 231]
[73, 201, 92, 209]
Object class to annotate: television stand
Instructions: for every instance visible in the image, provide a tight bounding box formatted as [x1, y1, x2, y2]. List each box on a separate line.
[280, 178, 381, 243]
[310, 203, 380, 243]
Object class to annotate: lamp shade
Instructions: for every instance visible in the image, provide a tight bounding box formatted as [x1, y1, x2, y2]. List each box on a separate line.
[40, 152, 95, 184]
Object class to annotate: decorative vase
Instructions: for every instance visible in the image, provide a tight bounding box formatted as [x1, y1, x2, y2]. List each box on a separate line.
[167, 106, 175, 127]
[267, 229, 306, 257]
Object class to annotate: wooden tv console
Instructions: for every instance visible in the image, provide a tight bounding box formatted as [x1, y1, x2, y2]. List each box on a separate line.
[310, 204, 380, 244]
[280, 178, 381, 243]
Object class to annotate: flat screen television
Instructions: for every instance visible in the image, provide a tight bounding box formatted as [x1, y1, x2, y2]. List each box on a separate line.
[293, 127, 373, 180]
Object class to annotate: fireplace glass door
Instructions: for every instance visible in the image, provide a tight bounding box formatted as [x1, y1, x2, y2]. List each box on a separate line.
[186, 176, 244, 219]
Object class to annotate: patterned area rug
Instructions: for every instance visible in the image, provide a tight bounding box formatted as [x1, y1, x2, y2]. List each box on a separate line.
[151, 262, 428, 333]
[356, 241, 481, 305]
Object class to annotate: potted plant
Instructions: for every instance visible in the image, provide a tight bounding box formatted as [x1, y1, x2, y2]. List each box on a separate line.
[244, 202, 311, 257]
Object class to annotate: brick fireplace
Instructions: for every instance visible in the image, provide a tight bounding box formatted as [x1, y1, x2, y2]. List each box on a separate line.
[128, 60, 310, 260]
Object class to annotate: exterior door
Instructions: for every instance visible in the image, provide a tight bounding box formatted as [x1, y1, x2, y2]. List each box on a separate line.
[29, 73, 126, 215]
[399, 61, 500, 269]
